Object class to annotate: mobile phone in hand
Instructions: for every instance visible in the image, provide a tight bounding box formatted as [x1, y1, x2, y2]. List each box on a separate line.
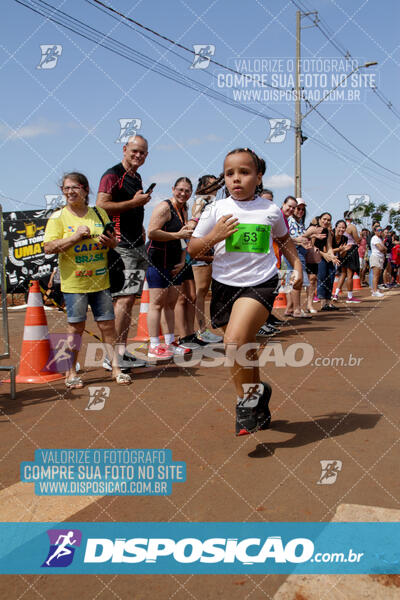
[145, 183, 156, 194]
[103, 222, 115, 236]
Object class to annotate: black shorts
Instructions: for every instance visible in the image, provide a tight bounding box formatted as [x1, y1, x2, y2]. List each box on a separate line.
[341, 245, 360, 273]
[180, 263, 194, 282]
[306, 262, 319, 276]
[210, 276, 280, 329]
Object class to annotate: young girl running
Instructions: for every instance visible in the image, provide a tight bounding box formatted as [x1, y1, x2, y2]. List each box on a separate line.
[188, 148, 302, 436]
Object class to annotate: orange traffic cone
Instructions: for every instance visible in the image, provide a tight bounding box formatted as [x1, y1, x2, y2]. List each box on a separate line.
[15, 281, 64, 383]
[273, 292, 287, 308]
[133, 280, 151, 342]
[332, 274, 340, 294]
[353, 274, 362, 290]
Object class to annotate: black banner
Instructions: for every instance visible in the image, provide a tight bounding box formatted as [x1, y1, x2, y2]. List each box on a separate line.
[2, 209, 58, 293]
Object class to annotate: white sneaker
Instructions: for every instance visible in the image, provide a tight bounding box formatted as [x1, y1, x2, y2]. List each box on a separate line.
[372, 291, 385, 298]
[168, 341, 192, 356]
[196, 329, 223, 343]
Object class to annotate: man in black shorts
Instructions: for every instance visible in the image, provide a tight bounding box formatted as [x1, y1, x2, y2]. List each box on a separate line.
[96, 135, 152, 370]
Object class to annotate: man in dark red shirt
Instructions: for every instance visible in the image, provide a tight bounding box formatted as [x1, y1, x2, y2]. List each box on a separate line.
[97, 135, 153, 370]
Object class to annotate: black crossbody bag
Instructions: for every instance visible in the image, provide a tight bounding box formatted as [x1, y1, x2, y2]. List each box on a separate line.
[92, 207, 125, 293]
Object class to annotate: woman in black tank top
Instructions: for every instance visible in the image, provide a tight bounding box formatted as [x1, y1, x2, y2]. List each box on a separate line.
[145, 177, 194, 359]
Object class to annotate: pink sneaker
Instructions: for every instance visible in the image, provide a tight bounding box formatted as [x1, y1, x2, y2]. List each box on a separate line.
[148, 344, 173, 359]
[346, 297, 362, 303]
[168, 341, 192, 355]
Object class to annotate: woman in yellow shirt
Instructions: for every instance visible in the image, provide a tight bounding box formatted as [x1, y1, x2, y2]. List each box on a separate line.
[44, 172, 131, 388]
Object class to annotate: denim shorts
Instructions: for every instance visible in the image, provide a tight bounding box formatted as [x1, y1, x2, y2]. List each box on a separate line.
[146, 265, 185, 289]
[63, 289, 115, 323]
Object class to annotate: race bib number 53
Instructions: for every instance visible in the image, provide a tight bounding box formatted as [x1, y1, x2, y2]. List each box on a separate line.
[225, 223, 271, 254]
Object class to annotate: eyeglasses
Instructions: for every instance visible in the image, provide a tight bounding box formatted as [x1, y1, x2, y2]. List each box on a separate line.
[296, 206, 305, 210]
[61, 185, 83, 193]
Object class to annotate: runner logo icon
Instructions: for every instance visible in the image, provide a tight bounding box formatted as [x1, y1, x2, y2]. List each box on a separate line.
[116, 119, 142, 143]
[317, 460, 342, 485]
[265, 118, 291, 143]
[191, 45, 215, 69]
[42, 529, 82, 567]
[37, 45, 62, 69]
[86, 386, 110, 411]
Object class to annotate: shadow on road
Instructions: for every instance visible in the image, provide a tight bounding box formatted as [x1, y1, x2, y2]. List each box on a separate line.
[248, 411, 381, 458]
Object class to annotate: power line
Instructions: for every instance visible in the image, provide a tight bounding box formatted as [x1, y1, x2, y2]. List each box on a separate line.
[90, 0, 287, 91]
[304, 99, 400, 178]
[307, 137, 400, 190]
[14, 0, 292, 124]
[84, 0, 298, 125]
[86, 0, 400, 178]
[13, 0, 400, 180]
[290, 0, 400, 121]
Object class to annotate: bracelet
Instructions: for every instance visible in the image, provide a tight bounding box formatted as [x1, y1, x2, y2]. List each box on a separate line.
[190, 217, 199, 223]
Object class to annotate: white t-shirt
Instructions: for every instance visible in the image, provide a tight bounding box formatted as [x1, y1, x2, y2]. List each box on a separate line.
[192, 195, 288, 286]
[371, 235, 385, 258]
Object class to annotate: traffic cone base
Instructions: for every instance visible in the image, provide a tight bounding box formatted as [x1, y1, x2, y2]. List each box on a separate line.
[131, 279, 163, 342]
[353, 274, 362, 290]
[133, 280, 151, 341]
[273, 292, 287, 308]
[13, 280, 64, 384]
[332, 275, 340, 294]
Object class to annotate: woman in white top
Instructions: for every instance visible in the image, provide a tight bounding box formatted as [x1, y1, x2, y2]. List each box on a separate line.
[370, 224, 386, 298]
[188, 148, 302, 437]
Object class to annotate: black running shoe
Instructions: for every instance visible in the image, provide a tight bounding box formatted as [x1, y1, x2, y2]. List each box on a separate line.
[235, 402, 260, 436]
[321, 304, 339, 312]
[180, 333, 208, 347]
[257, 382, 272, 430]
[268, 316, 285, 327]
[257, 324, 280, 336]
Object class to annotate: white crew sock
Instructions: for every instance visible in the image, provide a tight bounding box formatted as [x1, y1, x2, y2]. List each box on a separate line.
[164, 333, 175, 345]
[150, 337, 160, 346]
[237, 383, 264, 407]
[347, 291, 353, 299]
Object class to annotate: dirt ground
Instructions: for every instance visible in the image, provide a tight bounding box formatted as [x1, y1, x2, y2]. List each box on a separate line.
[0, 287, 399, 599]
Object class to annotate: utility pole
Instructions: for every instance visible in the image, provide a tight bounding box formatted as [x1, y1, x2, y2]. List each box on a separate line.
[294, 10, 301, 197]
[294, 10, 318, 198]
[293, 10, 376, 199]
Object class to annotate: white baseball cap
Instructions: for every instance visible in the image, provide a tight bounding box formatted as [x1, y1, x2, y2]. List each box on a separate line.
[296, 197, 306, 206]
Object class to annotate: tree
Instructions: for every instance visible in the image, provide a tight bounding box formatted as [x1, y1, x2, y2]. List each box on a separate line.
[389, 209, 400, 233]
[352, 202, 395, 230]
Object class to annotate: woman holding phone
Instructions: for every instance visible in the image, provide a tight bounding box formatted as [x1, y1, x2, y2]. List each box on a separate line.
[44, 172, 132, 388]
